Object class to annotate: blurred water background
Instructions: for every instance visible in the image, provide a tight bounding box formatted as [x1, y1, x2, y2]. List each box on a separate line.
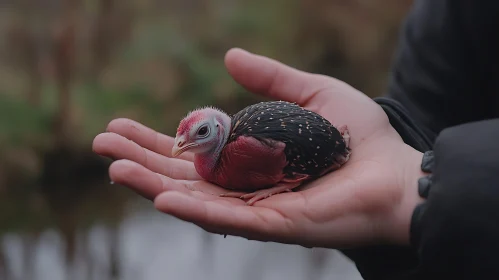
[0, 0, 413, 279]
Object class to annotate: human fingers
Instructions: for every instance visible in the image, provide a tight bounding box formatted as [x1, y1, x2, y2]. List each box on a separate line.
[109, 159, 190, 200]
[224, 48, 333, 106]
[109, 159, 236, 201]
[93, 132, 202, 180]
[105, 118, 194, 162]
[154, 191, 300, 243]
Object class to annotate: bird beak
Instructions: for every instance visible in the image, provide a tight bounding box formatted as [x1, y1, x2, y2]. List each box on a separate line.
[171, 136, 197, 158]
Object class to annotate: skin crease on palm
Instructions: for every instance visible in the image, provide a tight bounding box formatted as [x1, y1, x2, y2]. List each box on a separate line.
[92, 48, 426, 250]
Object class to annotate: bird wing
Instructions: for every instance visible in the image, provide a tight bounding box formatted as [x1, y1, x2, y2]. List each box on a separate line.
[213, 135, 289, 191]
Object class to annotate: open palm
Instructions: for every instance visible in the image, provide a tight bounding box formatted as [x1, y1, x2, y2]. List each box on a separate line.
[93, 48, 424, 249]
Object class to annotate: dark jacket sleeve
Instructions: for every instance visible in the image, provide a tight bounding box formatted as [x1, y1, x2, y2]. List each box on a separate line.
[408, 119, 499, 279]
[342, 105, 499, 280]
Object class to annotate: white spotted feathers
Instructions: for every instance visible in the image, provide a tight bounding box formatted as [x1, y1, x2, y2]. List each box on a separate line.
[228, 100, 351, 178]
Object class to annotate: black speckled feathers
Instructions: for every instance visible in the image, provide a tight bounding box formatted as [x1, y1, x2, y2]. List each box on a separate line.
[227, 101, 350, 178]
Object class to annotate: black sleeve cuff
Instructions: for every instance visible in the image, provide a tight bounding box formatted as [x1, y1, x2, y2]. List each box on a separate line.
[373, 97, 435, 150]
[410, 151, 434, 249]
[371, 99, 499, 278]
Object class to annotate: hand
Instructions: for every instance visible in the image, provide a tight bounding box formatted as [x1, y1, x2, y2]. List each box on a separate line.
[92, 48, 425, 249]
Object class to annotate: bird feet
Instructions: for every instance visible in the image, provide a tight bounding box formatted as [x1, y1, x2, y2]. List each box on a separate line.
[219, 182, 301, 206]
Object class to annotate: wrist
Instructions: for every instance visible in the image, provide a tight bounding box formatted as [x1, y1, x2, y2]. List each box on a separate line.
[386, 146, 427, 245]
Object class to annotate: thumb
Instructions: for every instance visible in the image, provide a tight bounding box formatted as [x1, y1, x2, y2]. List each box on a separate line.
[224, 48, 330, 106]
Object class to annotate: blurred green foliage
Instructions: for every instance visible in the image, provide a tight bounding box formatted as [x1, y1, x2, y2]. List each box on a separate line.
[0, 94, 51, 147]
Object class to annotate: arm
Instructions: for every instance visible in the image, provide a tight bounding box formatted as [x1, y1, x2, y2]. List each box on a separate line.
[408, 119, 499, 278]
[342, 1, 499, 278]
[342, 105, 499, 280]
[385, 0, 499, 140]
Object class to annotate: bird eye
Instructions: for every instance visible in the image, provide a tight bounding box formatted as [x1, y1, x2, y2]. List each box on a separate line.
[197, 126, 208, 136]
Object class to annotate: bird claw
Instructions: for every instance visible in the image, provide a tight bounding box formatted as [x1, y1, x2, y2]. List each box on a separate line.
[241, 183, 300, 206]
[219, 191, 247, 198]
[219, 183, 300, 206]
[241, 189, 290, 206]
[219, 190, 284, 205]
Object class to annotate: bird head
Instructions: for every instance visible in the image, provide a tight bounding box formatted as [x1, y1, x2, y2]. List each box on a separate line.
[172, 107, 231, 158]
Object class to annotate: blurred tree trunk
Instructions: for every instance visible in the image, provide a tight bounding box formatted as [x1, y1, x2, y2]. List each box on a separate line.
[52, 22, 75, 149]
[108, 225, 120, 280]
[91, 0, 114, 78]
[47, 1, 80, 275]
[6, 21, 42, 106]
[90, 0, 133, 82]
[51, 0, 81, 149]
[21, 232, 40, 280]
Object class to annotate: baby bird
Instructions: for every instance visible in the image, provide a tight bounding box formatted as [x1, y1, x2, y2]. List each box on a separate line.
[172, 101, 351, 205]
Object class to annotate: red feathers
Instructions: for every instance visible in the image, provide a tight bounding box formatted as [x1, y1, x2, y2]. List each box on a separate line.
[194, 136, 288, 191]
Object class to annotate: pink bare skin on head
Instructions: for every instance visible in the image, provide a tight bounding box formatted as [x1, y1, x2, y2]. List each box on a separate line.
[176, 110, 205, 137]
